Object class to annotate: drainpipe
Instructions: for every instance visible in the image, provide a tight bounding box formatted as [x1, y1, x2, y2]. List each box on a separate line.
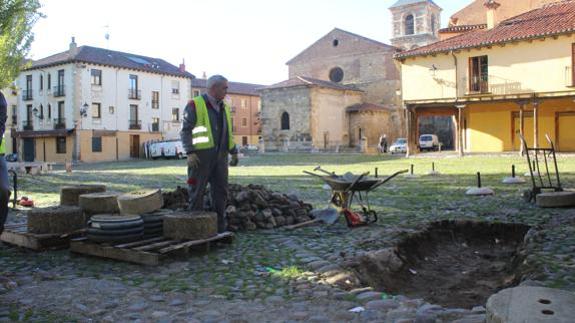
[452, 50, 464, 156]
[451, 51, 458, 99]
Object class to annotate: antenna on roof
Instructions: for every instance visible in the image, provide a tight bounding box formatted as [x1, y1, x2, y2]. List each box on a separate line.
[104, 24, 110, 49]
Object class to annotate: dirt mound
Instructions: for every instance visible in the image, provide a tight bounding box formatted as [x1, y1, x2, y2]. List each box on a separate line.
[350, 220, 531, 309]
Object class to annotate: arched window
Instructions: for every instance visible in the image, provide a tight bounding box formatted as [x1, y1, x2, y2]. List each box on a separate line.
[431, 15, 436, 33]
[281, 111, 290, 130]
[405, 14, 415, 35]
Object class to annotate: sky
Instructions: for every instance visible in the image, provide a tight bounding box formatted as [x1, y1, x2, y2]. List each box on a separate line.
[29, 0, 462, 85]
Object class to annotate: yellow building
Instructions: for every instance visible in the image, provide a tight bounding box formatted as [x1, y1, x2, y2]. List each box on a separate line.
[396, 0, 575, 154]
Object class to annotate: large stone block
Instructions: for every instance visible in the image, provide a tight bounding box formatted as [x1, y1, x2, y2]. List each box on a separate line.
[60, 185, 106, 206]
[163, 211, 217, 240]
[28, 206, 85, 234]
[486, 286, 575, 323]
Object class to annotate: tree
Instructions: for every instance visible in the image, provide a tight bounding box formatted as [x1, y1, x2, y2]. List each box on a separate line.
[0, 0, 43, 89]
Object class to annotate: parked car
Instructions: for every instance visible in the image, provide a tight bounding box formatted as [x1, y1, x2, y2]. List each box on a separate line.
[389, 138, 407, 154]
[419, 134, 440, 151]
[147, 140, 186, 159]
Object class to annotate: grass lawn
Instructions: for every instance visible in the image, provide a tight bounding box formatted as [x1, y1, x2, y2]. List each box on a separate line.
[14, 153, 575, 227]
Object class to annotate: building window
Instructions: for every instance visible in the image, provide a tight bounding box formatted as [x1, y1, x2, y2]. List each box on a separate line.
[333, 39, 339, 47]
[47, 104, 51, 119]
[171, 80, 180, 94]
[329, 67, 344, 83]
[241, 99, 246, 108]
[129, 75, 139, 99]
[241, 117, 247, 127]
[172, 108, 179, 122]
[91, 69, 102, 85]
[24, 75, 32, 100]
[405, 14, 415, 35]
[92, 137, 102, 152]
[47, 73, 51, 89]
[56, 137, 66, 154]
[152, 117, 160, 132]
[11, 105, 17, 125]
[39, 104, 43, 119]
[242, 136, 248, 146]
[281, 111, 290, 130]
[92, 103, 101, 118]
[431, 15, 436, 33]
[152, 91, 159, 109]
[40, 74, 43, 91]
[193, 90, 200, 97]
[129, 105, 140, 129]
[109, 106, 114, 114]
[469, 55, 489, 93]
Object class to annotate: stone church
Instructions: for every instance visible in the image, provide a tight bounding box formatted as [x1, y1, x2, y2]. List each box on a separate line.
[260, 0, 441, 152]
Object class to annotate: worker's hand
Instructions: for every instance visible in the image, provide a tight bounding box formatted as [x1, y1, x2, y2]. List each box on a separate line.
[187, 153, 200, 169]
[229, 154, 239, 167]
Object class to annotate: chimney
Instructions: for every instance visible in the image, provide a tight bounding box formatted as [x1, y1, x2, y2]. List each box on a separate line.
[69, 36, 78, 57]
[484, 0, 501, 30]
[179, 58, 186, 73]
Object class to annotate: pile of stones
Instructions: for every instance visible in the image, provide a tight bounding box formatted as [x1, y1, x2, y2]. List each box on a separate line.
[162, 184, 314, 232]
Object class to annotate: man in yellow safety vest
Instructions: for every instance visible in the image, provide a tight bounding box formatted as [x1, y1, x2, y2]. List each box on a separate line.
[180, 75, 238, 233]
[0, 90, 11, 235]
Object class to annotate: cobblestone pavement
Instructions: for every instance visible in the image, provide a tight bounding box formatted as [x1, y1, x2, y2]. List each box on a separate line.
[1, 155, 574, 322]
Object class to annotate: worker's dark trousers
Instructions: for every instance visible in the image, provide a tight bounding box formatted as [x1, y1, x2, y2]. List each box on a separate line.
[0, 157, 11, 235]
[187, 151, 229, 233]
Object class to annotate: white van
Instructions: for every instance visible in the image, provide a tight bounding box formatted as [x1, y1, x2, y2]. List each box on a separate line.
[419, 134, 440, 151]
[147, 140, 186, 159]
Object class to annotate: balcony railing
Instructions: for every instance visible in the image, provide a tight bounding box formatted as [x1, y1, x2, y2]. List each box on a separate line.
[22, 89, 33, 101]
[54, 118, 66, 129]
[469, 80, 489, 94]
[129, 119, 141, 130]
[151, 123, 160, 132]
[22, 120, 33, 130]
[128, 89, 141, 100]
[53, 85, 65, 97]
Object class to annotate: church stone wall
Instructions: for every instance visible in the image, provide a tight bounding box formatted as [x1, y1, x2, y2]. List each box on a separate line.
[260, 86, 312, 151]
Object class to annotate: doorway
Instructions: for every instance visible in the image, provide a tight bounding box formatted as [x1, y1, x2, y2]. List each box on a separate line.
[130, 135, 140, 158]
[23, 138, 35, 161]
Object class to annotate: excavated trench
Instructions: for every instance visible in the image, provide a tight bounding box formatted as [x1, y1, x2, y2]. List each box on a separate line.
[353, 220, 531, 309]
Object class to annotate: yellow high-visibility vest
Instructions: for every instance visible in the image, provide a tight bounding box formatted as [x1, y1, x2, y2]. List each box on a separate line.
[0, 134, 5, 155]
[191, 96, 235, 151]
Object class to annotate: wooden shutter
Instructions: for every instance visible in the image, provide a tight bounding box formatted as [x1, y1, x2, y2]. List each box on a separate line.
[572, 43, 575, 86]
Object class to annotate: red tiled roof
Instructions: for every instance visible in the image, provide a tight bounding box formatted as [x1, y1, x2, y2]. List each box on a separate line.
[262, 76, 362, 92]
[346, 103, 394, 113]
[438, 24, 486, 33]
[396, 0, 575, 59]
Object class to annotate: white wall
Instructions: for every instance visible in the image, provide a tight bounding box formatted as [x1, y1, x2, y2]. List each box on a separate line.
[18, 63, 191, 139]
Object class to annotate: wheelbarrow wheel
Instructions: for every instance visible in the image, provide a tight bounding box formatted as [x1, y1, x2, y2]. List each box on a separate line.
[364, 210, 378, 224]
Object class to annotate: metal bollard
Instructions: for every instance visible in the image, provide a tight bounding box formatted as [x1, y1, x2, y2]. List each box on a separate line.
[410, 164, 414, 175]
[477, 172, 482, 188]
[512, 165, 516, 178]
[375, 167, 378, 178]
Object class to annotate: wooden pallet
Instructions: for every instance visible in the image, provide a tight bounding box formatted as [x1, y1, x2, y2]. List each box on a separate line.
[0, 223, 73, 250]
[69, 232, 234, 266]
